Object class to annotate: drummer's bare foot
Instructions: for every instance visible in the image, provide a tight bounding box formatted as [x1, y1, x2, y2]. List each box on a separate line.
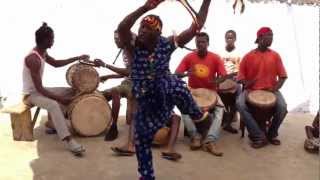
[223, 125, 238, 134]
[104, 124, 118, 141]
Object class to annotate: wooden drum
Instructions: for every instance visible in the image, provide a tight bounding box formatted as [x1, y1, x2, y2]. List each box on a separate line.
[66, 63, 99, 94]
[246, 90, 276, 133]
[218, 79, 237, 114]
[67, 92, 111, 137]
[190, 88, 217, 137]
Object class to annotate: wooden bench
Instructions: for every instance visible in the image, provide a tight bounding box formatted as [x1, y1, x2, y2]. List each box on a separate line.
[1, 103, 41, 141]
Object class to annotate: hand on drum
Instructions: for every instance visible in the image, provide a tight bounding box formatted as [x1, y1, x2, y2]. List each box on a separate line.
[77, 54, 90, 61]
[144, 0, 165, 10]
[264, 87, 277, 92]
[99, 75, 110, 83]
[243, 79, 256, 89]
[58, 96, 73, 105]
[93, 59, 106, 68]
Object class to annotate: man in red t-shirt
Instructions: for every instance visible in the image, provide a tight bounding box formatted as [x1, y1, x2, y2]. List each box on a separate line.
[236, 27, 288, 149]
[175, 32, 226, 156]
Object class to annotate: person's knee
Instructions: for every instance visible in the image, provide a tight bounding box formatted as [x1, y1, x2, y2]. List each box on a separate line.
[47, 100, 60, 111]
[236, 97, 246, 111]
[277, 102, 287, 115]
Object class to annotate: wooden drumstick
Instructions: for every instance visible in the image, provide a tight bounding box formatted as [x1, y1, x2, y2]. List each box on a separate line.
[112, 49, 123, 64]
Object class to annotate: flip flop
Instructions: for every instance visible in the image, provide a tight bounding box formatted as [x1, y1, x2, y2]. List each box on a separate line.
[161, 152, 182, 161]
[111, 147, 135, 156]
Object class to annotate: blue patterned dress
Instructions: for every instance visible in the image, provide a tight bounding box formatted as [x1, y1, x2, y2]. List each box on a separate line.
[131, 36, 203, 180]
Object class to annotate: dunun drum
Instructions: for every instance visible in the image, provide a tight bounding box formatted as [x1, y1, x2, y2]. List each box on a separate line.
[67, 92, 111, 137]
[190, 88, 217, 137]
[66, 63, 99, 94]
[245, 90, 276, 134]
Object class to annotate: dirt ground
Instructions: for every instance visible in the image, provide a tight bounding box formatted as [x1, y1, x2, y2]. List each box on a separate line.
[0, 112, 318, 180]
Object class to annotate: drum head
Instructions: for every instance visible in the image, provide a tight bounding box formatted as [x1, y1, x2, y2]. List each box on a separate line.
[70, 94, 111, 136]
[247, 90, 276, 109]
[66, 63, 99, 94]
[190, 88, 217, 109]
[218, 79, 237, 93]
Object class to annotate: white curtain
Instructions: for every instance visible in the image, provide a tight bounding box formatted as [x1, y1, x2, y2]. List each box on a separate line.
[0, 0, 318, 114]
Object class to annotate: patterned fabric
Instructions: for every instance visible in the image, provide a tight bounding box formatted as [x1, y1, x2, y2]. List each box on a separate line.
[132, 36, 203, 180]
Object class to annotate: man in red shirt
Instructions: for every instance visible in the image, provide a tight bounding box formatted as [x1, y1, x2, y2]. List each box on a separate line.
[236, 27, 288, 148]
[175, 32, 226, 156]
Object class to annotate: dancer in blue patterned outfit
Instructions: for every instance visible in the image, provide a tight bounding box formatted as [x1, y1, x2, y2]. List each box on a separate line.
[116, 0, 212, 179]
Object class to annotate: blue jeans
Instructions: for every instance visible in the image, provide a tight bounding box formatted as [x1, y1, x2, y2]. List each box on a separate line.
[182, 106, 223, 143]
[236, 90, 287, 140]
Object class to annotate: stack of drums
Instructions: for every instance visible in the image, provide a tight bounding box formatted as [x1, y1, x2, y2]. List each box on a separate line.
[66, 63, 112, 137]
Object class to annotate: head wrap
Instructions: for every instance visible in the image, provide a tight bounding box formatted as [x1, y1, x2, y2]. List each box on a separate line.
[141, 15, 162, 32]
[255, 27, 272, 43]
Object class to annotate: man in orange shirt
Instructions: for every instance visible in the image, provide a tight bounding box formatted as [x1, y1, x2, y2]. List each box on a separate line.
[176, 32, 226, 156]
[236, 27, 288, 148]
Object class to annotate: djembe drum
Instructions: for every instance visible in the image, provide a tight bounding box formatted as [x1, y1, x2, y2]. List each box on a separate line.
[245, 90, 276, 134]
[66, 63, 99, 94]
[218, 79, 237, 124]
[189, 88, 217, 137]
[67, 92, 112, 137]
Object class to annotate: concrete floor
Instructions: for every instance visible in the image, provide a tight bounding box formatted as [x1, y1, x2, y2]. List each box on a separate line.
[0, 112, 318, 180]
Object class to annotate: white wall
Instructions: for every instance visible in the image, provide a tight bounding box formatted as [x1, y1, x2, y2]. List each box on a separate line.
[0, 0, 318, 114]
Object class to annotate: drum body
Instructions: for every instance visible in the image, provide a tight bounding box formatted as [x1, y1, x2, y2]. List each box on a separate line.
[218, 79, 237, 107]
[246, 90, 276, 133]
[190, 88, 217, 112]
[66, 63, 99, 94]
[67, 92, 111, 136]
[189, 88, 216, 137]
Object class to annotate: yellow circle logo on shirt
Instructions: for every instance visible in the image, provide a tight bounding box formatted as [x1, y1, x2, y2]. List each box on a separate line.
[194, 64, 209, 78]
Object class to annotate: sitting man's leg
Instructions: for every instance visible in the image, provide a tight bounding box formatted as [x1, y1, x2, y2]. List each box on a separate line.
[111, 114, 136, 156]
[161, 113, 182, 161]
[182, 114, 202, 150]
[267, 91, 287, 145]
[236, 90, 267, 148]
[26, 90, 85, 156]
[202, 99, 224, 156]
[101, 88, 121, 141]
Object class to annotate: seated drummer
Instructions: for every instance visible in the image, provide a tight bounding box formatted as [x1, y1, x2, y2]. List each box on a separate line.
[175, 32, 226, 157]
[236, 27, 288, 148]
[95, 30, 136, 141]
[23, 23, 89, 156]
[304, 111, 319, 153]
[219, 29, 242, 134]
